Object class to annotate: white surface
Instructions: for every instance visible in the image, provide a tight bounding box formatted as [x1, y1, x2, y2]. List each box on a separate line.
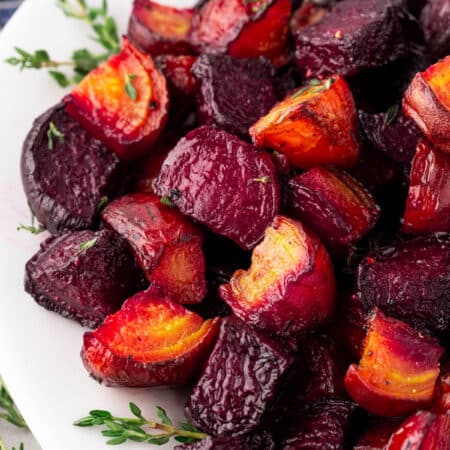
[0, 420, 41, 450]
[0, 1, 196, 449]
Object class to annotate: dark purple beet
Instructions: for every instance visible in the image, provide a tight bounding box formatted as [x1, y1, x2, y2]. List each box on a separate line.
[357, 234, 450, 336]
[21, 103, 122, 234]
[358, 106, 422, 164]
[420, 0, 450, 57]
[294, 0, 409, 78]
[24, 229, 146, 328]
[273, 64, 302, 101]
[185, 316, 292, 436]
[175, 431, 275, 450]
[152, 126, 280, 250]
[192, 54, 277, 136]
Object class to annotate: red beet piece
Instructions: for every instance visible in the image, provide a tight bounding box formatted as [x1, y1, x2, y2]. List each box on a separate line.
[290, 0, 330, 33]
[101, 193, 206, 304]
[156, 54, 198, 98]
[288, 168, 380, 253]
[192, 54, 277, 137]
[153, 126, 280, 250]
[294, 0, 409, 78]
[185, 316, 292, 436]
[420, 0, 450, 57]
[21, 103, 122, 234]
[356, 234, 450, 336]
[358, 106, 422, 164]
[433, 358, 450, 415]
[25, 230, 145, 328]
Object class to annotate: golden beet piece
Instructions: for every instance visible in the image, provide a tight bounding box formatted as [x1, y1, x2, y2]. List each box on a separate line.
[250, 76, 360, 169]
[403, 56, 450, 152]
[344, 309, 444, 417]
[65, 37, 169, 161]
[219, 215, 336, 338]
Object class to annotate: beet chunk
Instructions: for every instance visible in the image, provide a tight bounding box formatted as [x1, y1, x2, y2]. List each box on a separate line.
[21, 103, 122, 234]
[153, 126, 280, 250]
[185, 316, 292, 436]
[192, 54, 277, 137]
[294, 0, 409, 78]
[420, 0, 450, 56]
[357, 234, 450, 336]
[25, 230, 145, 328]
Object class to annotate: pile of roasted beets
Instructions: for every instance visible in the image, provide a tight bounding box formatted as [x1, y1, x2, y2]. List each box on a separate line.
[20, 0, 450, 448]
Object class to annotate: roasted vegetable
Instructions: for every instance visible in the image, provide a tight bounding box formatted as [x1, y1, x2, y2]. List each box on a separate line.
[344, 309, 444, 417]
[433, 361, 450, 415]
[354, 419, 402, 450]
[65, 37, 169, 161]
[81, 287, 220, 387]
[220, 215, 336, 338]
[153, 126, 280, 250]
[156, 54, 197, 97]
[290, 0, 329, 33]
[403, 55, 450, 152]
[185, 316, 292, 436]
[420, 0, 450, 57]
[21, 103, 122, 234]
[192, 54, 277, 136]
[250, 76, 360, 169]
[101, 193, 206, 304]
[25, 230, 145, 328]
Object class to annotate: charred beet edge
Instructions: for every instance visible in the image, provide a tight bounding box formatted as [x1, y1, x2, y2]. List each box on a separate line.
[81, 287, 220, 387]
[357, 234, 450, 336]
[25, 229, 145, 328]
[420, 0, 450, 57]
[21, 103, 122, 234]
[153, 126, 280, 250]
[344, 309, 444, 417]
[185, 316, 292, 436]
[192, 54, 277, 137]
[294, 0, 409, 78]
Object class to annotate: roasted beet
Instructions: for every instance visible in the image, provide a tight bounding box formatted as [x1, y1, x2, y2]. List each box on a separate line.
[294, 0, 409, 78]
[21, 103, 122, 234]
[403, 55, 450, 152]
[344, 309, 444, 417]
[65, 38, 169, 161]
[354, 419, 403, 450]
[185, 316, 292, 436]
[81, 287, 220, 387]
[290, 0, 329, 33]
[433, 359, 450, 415]
[25, 230, 145, 328]
[156, 54, 197, 97]
[288, 168, 380, 253]
[420, 0, 450, 56]
[192, 54, 277, 136]
[153, 126, 280, 250]
[356, 234, 450, 336]
[101, 193, 206, 304]
[403, 139, 450, 234]
[250, 76, 360, 169]
[273, 64, 302, 101]
[189, 0, 292, 66]
[358, 106, 422, 164]
[128, 0, 196, 56]
[219, 216, 336, 338]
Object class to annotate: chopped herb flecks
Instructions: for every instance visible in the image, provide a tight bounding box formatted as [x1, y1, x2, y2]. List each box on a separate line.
[125, 74, 138, 101]
[47, 122, 65, 150]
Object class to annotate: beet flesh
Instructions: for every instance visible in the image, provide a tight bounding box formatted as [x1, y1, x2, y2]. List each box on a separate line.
[294, 0, 409, 78]
[420, 0, 450, 56]
[25, 230, 145, 328]
[21, 103, 122, 234]
[192, 54, 277, 136]
[185, 316, 292, 436]
[153, 126, 280, 250]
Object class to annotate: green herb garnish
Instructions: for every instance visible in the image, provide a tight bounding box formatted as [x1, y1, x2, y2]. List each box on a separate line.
[125, 74, 138, 101]
[96, 196, 109, 212]
[47, 121, 65, 150]
[79, 237, 98, 252]
[74, 402, 207, 446]
[160, 196, 174, 207]
[383, 104, 399, 128]
[0, 376, 27, 429]
[17, 212, 46, 235]
[292, 77, 335, 99]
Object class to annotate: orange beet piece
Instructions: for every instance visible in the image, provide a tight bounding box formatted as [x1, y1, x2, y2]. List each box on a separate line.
[250, 76, 360, 169]
[344, 309, 444, 417]
[219, 215, 336, 338]
[403, 56, 450, 152]
[101, 193, 206, 304]
[65, 37, 169, 161]
[81, 287, 220, 387]
[189, 0, 291, 67]
[403, 139, 450, 234]
[128, 0, 196, 56]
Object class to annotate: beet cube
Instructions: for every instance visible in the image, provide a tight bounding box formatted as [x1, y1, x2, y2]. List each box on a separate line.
[21, 103, 122, 234]
[294, 0, 409, 78]
[192, 54, 277, 137]
[153, 126, 280, 250]
[356, 234, 450, 336]
[25, 230, 145, 328]
[185, 316, 292, 436]
[420, 0, 450, 56]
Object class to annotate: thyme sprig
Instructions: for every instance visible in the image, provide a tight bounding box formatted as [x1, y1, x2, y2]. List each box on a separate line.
[74, 403, 207, 446]
[17, 212, 46, 235]
[0, 377, 27, 429]
[292, 77, 335, 99]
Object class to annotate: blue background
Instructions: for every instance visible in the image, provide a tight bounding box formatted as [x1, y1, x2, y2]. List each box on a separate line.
[0, 1, 22, 28]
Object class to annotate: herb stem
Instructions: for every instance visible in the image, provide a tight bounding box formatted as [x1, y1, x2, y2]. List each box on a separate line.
[0, 377, 27, 430]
